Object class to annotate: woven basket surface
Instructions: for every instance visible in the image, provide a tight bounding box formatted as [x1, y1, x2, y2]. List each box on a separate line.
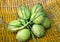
[0, 0, 60, 42]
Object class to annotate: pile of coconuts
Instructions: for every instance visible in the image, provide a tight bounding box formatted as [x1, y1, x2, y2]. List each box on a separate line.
[8, 3, 51, 42]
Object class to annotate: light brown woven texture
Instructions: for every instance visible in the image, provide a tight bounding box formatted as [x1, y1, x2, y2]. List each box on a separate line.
[0, 0, 60, 42]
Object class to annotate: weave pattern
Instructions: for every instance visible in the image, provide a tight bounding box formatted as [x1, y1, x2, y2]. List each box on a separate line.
[0, 0, 60, 42]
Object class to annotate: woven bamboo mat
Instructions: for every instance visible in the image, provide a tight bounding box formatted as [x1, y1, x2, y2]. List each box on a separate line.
[0, 0, 60, 42]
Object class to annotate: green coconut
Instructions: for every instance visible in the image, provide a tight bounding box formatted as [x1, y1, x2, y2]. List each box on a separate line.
[8, 25, 19, 32]
[16, 29, 30, 42]
[8, 20, 22, 32]
[30, 3, 46, 24]
[31, 3, 43, 13]
[42, 17, 51, 28]
[9, 20, 22, 27]
[17, 6, 31, 20]
[31, 24, 45, 37]
[31, 12, 46, 24]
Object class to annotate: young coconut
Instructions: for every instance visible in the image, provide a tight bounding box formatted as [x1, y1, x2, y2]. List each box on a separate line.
[16, 29, 30, 42]
[32, 12, 46, 24]
[30, 3, 46, 24]
[31, 24, 45, 37]
[31, 3, 43, 13]
[8, 20, 22, 32]
[42, 17, 51, 28]
[17, 6, 31, 20]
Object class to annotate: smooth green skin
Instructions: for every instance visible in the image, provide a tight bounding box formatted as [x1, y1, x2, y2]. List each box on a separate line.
[9, 20, 21, 27]
[8, 25, 19, 32]
[31, 24, 45, 37]
[31, 3, 43, 20]
[16, 29, 30, 42]
[33, 15, 45, 24]
[42, 18, 51, 28]
[8, 20, 22, 32]
[17, 6, 31, 20]
[34, 11, 46, 18]
[30, 3, 45, 24]
[30, 3, 43, 21]
[31, 3, 43, 13]
[31, 11, 45, 24]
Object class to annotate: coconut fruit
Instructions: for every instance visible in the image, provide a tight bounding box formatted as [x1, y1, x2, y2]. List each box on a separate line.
[8, 20, 22, 32]
[31, 3, 43, 13]
[31, 24, 45, 37]
[42, 17, 51, 28]
[16, 29, 30, 42]
[30, 3, 46, 24]
[17, 6, 31, 20]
